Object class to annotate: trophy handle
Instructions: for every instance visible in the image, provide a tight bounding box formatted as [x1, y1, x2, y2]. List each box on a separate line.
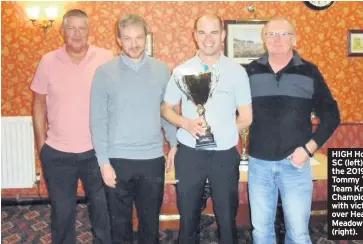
[173, 72, 194, 102]
[240, 128, 249, 163]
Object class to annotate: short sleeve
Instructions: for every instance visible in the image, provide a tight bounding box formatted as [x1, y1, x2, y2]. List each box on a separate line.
[30, 57, 48, 95]
[234, 67, 252, 107]
[161, 64, 171, 98]
[163, 70, 183, 105]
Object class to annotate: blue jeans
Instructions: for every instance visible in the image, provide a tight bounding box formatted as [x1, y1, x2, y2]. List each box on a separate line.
[248, 156, 313, 244]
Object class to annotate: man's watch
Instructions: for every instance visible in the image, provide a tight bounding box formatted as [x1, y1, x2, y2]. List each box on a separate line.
[303, 144, 314, 157]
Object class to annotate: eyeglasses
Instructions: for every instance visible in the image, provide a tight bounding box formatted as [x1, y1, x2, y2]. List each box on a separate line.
[265, 32, 294, 38]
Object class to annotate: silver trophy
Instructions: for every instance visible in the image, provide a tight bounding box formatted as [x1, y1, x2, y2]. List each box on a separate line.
[174, 67, 220, 149]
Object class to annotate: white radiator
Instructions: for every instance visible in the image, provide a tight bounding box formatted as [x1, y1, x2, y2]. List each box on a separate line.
[1, 116, 36, 188]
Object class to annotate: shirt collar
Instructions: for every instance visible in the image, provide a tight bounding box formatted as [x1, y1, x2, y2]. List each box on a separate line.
[195, 50, 225, 72]
[257, 49, 304, 67]
[120, 52, 148, 71]
[56, 44, 95, 64]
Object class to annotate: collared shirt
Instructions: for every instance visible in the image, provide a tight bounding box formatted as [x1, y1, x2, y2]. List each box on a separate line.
[164, 52, 251, 150]
[195, 51, 215, 72]
[120, 52, 148, 72]
[30, 45, 114, 153]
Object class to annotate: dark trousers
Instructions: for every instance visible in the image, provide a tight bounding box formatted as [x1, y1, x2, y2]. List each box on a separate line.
[104, 157, 165, 244]
[175, 144, 240, 244]
[40, 143, 111, 244]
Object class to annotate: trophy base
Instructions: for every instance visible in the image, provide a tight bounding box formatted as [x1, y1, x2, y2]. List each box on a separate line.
[239, 159, 249, 172]
[240, 159, 249, 165]
[240, 153, 249, 164]
[195, 134, 217, 150]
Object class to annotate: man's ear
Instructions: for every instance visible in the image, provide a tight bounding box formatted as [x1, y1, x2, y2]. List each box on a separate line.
[60, 26, 64, 39]
[116, 37, 122, 48]
[221, 29, 226, 42]
[193, 30, 198, 42]
[292, 35, 297, 47]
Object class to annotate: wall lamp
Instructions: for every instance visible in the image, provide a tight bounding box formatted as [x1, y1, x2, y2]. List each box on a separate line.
[26, 6, 58, 35]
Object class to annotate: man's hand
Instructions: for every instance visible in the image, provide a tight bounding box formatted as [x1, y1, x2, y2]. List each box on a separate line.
[166, 146, 177, 173]
[182, 117, 205, 139]
[236, 104, 253, 133]
[100, 163, 117, 188]
[290, 147, 310, 168]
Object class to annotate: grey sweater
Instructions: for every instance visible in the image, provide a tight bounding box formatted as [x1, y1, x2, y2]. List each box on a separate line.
[90, 55, 177, 165]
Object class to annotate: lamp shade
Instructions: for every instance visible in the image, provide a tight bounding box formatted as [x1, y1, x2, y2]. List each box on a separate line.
[26, 6, 40, 20]
[44, 6, 58, 20]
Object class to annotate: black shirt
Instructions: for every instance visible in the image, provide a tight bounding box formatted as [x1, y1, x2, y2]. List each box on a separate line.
[246, 51, 340, 161]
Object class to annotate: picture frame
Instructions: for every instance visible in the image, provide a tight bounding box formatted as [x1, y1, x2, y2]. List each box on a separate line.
[224, 20, 267, 66]
[348, 30, 363, 57]
[146, 33, 153, 57]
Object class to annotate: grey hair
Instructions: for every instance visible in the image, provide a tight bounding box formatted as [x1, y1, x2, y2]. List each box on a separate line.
[62, 9, 88, 28]
[261, 16, 296, 41]
[116, 14, 148, 38]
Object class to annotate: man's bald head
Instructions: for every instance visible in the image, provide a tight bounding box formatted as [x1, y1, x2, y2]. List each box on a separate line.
[195, 14, 224, 31]
[193, 13, 226, 60]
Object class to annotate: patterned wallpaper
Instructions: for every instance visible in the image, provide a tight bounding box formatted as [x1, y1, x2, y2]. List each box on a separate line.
[1, 1, 363, 121]
[1, 1, 362, 196]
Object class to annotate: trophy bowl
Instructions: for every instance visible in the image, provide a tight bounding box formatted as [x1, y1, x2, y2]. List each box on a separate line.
[174, 71, 219, 149]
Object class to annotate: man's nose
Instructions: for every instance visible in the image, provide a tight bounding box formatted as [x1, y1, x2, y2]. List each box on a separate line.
[131, 39, 138, 47]
[74, 28, 82, 37]
[205, 33, 214, 40]
[273, 34, 282, 41]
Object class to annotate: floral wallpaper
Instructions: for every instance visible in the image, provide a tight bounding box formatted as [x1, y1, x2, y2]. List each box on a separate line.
[2, 1, 363, 121]
[1, 1, 362, 196]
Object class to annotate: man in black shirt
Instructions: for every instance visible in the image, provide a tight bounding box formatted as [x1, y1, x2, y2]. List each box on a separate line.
[246, 17, 340, 244]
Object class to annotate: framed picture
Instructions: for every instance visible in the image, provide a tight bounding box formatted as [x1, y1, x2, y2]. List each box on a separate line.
[146, 33, 153, 56]
[348, 30, 363, 57]
[224, 20, 267, 65]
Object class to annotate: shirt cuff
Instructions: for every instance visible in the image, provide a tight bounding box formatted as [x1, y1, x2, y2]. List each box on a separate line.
[96, 154, 110, 166]
[168, 138, 178, 148]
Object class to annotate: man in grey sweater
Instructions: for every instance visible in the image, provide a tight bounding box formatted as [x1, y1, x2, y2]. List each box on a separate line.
[90, 14, 177, 244]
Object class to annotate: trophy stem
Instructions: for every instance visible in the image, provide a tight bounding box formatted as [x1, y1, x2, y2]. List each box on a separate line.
[195, 104, 216, 149]
[240, 128, 249, 164]
[201, 114, 211, 135]
[197, 105, 210, 134]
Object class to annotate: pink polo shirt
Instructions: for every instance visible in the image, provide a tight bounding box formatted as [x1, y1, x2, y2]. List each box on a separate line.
[30, 45, 114, 153]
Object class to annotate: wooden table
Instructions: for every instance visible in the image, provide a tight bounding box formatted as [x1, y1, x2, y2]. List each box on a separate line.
[311, 153, 328, 180]
[165, 152, 328, 184]
[158, 152, 328, 228]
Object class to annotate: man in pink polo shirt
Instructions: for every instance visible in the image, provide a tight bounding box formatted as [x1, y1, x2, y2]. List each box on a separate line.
[30, 9, 113, 244]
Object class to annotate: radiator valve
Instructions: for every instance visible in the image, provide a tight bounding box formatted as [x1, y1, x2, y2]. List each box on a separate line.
[35, 173, 41, 185]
